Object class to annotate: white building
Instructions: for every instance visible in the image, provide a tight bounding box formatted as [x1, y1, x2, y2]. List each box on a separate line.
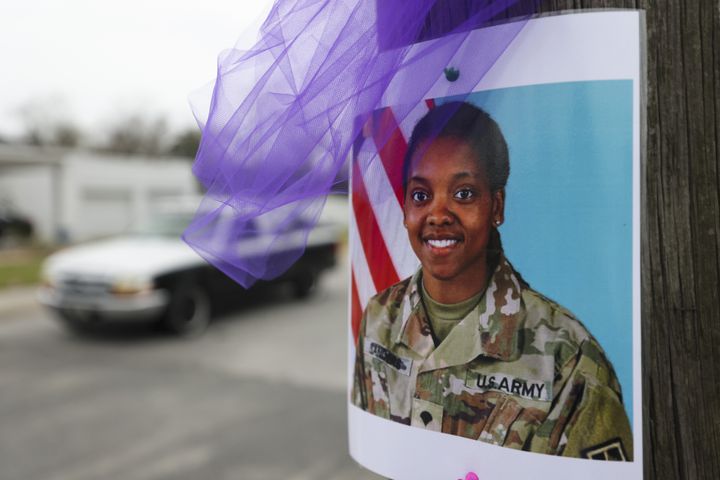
[0, 145, 199, 244]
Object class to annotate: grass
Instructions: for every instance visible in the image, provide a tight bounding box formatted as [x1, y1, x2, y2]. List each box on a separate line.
[0, 248, 51, 289]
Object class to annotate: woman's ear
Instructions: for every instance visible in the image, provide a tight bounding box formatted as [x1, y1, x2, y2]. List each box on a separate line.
[493, 188, 505, 226]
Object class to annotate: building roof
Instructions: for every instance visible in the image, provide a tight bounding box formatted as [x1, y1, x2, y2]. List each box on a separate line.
[0, 144, 194, 167]
[0, 144, 68, 166]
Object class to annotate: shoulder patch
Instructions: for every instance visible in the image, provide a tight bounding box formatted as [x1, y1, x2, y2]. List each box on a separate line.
[581, 438, 628, 461]
[525, 288, 578, 320]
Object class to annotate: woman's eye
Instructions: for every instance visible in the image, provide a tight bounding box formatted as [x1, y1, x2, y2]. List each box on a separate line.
[454, 189, 474, 200]
[411, 191, 429, 203]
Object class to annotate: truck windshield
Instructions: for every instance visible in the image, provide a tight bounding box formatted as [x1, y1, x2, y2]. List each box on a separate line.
[131, 213, 195, 238]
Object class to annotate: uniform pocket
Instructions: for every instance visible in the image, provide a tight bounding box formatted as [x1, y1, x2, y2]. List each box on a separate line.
[411, 398, 443, 432]
[365, 357, 392, 419]
[478, 396, 523, 446]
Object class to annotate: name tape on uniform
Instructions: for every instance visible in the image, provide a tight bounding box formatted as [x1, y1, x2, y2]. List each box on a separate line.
[464, 371, 552, 402]
[365, 340, 413, 376]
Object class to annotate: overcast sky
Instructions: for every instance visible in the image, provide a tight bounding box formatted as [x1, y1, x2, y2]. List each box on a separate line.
[0, 0, 274, 138]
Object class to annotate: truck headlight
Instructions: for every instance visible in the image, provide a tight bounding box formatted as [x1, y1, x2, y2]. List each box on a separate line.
[110, 277, 154, 295]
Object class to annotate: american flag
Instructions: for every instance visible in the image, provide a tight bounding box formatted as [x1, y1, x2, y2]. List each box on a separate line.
[349, 99, 438, 342]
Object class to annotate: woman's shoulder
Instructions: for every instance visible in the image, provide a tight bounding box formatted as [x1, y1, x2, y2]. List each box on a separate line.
[368, 276, 413, 307]
[359, 276, 416, 339]
[521, 287, 591, 343]
[520, 287, 621, 390]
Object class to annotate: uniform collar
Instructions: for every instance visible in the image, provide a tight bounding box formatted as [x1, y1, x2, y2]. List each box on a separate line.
[393, 253, 525, 366]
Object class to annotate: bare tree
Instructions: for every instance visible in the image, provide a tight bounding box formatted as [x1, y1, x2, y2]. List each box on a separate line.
[52, 124, 82, 147]
[169, 129, 201, 158]
[15, 96, 82, 147]
[103, 115, 169, 155]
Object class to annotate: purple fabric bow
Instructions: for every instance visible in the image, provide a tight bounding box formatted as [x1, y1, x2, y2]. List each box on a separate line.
[185, 0, 540, 287]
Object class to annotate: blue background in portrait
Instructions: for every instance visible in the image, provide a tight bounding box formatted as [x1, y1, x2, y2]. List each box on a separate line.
[442, 80, 634, 424]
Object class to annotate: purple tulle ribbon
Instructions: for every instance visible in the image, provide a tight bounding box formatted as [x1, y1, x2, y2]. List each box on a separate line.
[185, 0, 540, 287]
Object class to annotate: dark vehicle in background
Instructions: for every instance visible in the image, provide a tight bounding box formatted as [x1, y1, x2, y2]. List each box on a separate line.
[0, 200, 34, 245]
[38, 198, 344, 335]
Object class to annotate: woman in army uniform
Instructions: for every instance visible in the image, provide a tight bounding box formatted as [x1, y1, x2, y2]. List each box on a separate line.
[352, 101, 633, 460]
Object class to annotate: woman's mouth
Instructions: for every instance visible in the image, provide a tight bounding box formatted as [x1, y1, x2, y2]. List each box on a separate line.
[423, 235, 462, 255]
[426, 239, 459, 248]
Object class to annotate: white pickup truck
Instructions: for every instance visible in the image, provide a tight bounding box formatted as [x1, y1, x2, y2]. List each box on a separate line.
[38, 198, 345, 335]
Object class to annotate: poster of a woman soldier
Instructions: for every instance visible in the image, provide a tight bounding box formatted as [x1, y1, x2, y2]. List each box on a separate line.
[352, 101, 633, 460]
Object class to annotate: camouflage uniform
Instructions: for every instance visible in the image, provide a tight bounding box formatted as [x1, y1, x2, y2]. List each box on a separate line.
[352, 254, 633, 460]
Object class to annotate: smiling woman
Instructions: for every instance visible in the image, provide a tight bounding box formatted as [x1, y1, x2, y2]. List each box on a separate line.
[402, 104, 507, 305]
[352, 102, 634, 460]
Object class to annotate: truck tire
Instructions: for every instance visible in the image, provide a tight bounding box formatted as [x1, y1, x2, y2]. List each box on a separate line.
[163, 282, 211, 336]
[293, 270, 318, 299]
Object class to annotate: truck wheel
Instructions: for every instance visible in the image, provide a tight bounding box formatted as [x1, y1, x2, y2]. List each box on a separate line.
[293, 270, 318, 299]
[163, 283, 211, 336]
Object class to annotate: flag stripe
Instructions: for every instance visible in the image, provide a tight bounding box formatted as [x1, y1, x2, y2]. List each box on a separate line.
[372, 108, 407, 205]
[351, 160, 400, 292]
[350, 270, 362, 342]
[349, 208, 377, 308]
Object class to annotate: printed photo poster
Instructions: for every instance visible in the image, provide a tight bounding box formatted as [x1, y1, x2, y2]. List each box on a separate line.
[347, 11, 644, 480]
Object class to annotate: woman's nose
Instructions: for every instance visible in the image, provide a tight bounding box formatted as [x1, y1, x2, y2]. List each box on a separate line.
[427, 197, 453, 225]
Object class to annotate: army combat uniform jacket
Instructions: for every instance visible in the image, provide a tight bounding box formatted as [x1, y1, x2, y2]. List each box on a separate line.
[352, 255, 633, 460]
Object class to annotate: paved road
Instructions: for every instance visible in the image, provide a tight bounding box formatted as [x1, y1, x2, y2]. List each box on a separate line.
[0, 265, 381, 480]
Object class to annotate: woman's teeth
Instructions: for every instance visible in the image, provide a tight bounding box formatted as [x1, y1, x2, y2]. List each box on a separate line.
[427, 239, 458, 248]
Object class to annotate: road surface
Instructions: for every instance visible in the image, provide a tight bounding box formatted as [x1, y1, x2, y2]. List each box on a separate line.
[0, 264, 382, 480]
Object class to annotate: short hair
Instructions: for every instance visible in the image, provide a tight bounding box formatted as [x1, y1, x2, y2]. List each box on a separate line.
[402, 101, 509, 195]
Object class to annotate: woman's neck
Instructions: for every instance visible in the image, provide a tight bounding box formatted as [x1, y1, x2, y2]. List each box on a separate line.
[422, 266, 489, 304]
[421, 248, 500, 304]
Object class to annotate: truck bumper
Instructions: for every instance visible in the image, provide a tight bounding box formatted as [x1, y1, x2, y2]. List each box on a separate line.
[38, 287, 170, 322]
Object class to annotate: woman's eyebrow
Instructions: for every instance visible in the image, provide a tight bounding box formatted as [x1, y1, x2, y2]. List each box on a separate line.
[452, 171, 476, 181]
[408, 175, 430, 185]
